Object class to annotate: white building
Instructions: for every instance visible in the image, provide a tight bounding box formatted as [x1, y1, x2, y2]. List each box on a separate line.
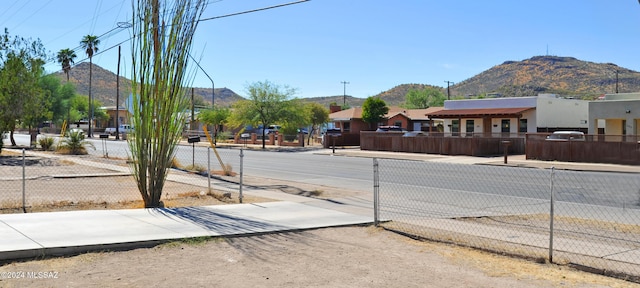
[589, 92, 640, 139]
[427, 94, 589, 135]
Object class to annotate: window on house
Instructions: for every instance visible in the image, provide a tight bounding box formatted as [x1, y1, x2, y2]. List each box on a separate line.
[519, 119, 527, 133]
[465, 120, 474, 136]
[343, 122, 350, 132]
[394, 121, 402, 128]
[501, 119, 510, 133]
[451, 120, 459, 136]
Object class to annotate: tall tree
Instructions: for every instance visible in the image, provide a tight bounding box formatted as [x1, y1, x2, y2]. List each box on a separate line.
[402, 87, 446, 109]
[128, 0, 207, 208]
[305, 102, 329, 144]
[362, 97, 389, 130]
[278, 98, 307, 141]
[198, 106, 230, 144]
[39, 74, 76, 126]
[56, 48, 76, 82]
[0, 29, 49, 146]
[80, 35, 99, 137]
[229, 80, 297, 149]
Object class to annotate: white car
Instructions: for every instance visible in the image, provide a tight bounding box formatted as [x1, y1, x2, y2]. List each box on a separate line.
[67, 128, 85, 138]
[546, 131, 585, 141]
[105, 124, 134, 136]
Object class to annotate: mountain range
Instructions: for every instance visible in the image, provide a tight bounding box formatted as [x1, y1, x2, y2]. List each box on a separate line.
[54, 55, 640, 108]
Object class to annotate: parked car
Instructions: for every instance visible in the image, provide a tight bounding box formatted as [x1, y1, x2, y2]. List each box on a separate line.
[255, 125, 281, 138]
[105, 124, 134, 136]
[67, 128, 85, 138]
[402, 131, 426, 137]
[546, 131, 585, 141]
[376, 126, 405, 132]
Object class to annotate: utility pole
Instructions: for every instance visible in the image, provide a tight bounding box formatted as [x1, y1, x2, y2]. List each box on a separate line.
[116, 45, 121, 140]
[615, 69, 619, 94]
[341, 81, 349, 106]
[444, 81, 454, 100]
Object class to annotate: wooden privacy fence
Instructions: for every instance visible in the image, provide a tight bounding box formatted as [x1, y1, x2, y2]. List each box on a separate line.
[526, 133, 640, 165]
[322, 133, 361, 148]
[360, 131, 525, 156]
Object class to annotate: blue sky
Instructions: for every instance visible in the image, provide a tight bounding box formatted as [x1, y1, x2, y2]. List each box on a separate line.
[3, 0, 640, 99]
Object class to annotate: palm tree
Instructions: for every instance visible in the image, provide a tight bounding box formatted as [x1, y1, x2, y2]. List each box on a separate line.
[80, 35, 100, 138]
[56, 48, 77, 82]
[59, 129, 95, 155]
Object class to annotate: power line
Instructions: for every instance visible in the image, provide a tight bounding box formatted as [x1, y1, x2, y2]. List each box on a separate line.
[46, 0, 312, 73]
[199, 0, 310, 22]
[12, 0, 53, 31]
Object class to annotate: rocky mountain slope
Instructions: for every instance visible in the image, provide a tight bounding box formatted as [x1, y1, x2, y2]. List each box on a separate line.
[55, 56, 640, 108]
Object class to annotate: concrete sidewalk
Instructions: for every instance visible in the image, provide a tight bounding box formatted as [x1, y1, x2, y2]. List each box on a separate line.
[317, 148, 640, 173]
[0, 201, 372, 261]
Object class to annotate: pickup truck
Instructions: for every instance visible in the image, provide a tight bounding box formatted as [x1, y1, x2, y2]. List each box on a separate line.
[105, 124, 133, 136]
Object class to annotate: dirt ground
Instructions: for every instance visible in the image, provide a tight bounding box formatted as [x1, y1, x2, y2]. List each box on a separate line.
[1, 150, 639, 287]
[0, 226, 636, 288]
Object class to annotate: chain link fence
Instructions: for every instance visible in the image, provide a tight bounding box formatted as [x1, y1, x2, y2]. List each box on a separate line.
[373, 158, 640, 280]
[5, 134, 640, 280]
[0, 138, 244, 213]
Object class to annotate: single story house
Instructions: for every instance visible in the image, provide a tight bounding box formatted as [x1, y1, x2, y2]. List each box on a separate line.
[329, 105, 444, 134]
[101, 106, 132, 129]
[588, 92, 640, 140]
[426, 94, 590, 136]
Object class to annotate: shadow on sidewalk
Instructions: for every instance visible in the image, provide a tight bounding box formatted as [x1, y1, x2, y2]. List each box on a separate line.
[152, 206, 289, 235]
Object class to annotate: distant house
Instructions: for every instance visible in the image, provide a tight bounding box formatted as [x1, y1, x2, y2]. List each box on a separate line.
[589, 92, 640, 139]
[329, 105, 444, 134]
[327, 105, 443, 146]
[101, 106, 132, 129]
[426, 94, 589, 136]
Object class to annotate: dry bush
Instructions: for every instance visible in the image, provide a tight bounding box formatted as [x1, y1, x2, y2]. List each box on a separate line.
[208, 189, 232, 202]
[171, 157, 182, 169]
[184, 164, 207, 173]
[223, 163, 233, 176]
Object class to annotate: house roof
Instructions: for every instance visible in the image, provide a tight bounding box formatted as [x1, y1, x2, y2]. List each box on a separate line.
[329, 106, 444, 121]
[386, 107, 444, 120]
[330, 107, 363, 121]
[426, 107, 534, 119]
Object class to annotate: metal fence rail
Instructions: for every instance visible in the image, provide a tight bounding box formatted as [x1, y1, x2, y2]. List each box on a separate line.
[373, 158, 640, 280]
[0, 142, 242, 213]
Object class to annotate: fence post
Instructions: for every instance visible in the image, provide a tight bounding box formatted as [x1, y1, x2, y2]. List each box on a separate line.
[22, 149, 26, 213]
[207, 147, 211, 194]
[549, 167, 556, 263]
[239, 148, 244, 203]
[373, 158, 379, 226]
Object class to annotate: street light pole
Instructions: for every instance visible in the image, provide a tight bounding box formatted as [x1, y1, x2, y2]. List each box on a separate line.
[189, 54, 215, 107]
[341, 81, 349, 106]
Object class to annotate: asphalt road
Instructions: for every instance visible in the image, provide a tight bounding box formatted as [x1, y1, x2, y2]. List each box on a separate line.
[6, 134, 640, 224]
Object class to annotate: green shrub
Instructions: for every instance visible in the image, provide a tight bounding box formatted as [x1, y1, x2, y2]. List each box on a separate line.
[216, 131, 231, 142]
[57, 130, 95, 155]
[38, 136, 55, 151]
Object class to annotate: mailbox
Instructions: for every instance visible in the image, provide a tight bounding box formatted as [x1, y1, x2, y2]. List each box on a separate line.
[325, 128, 342, 137]
[187, 136, 200, 143]
[99, 134, 109, 139]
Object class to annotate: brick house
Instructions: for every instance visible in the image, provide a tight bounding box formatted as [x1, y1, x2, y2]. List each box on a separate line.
[327, 105, 444, 146]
